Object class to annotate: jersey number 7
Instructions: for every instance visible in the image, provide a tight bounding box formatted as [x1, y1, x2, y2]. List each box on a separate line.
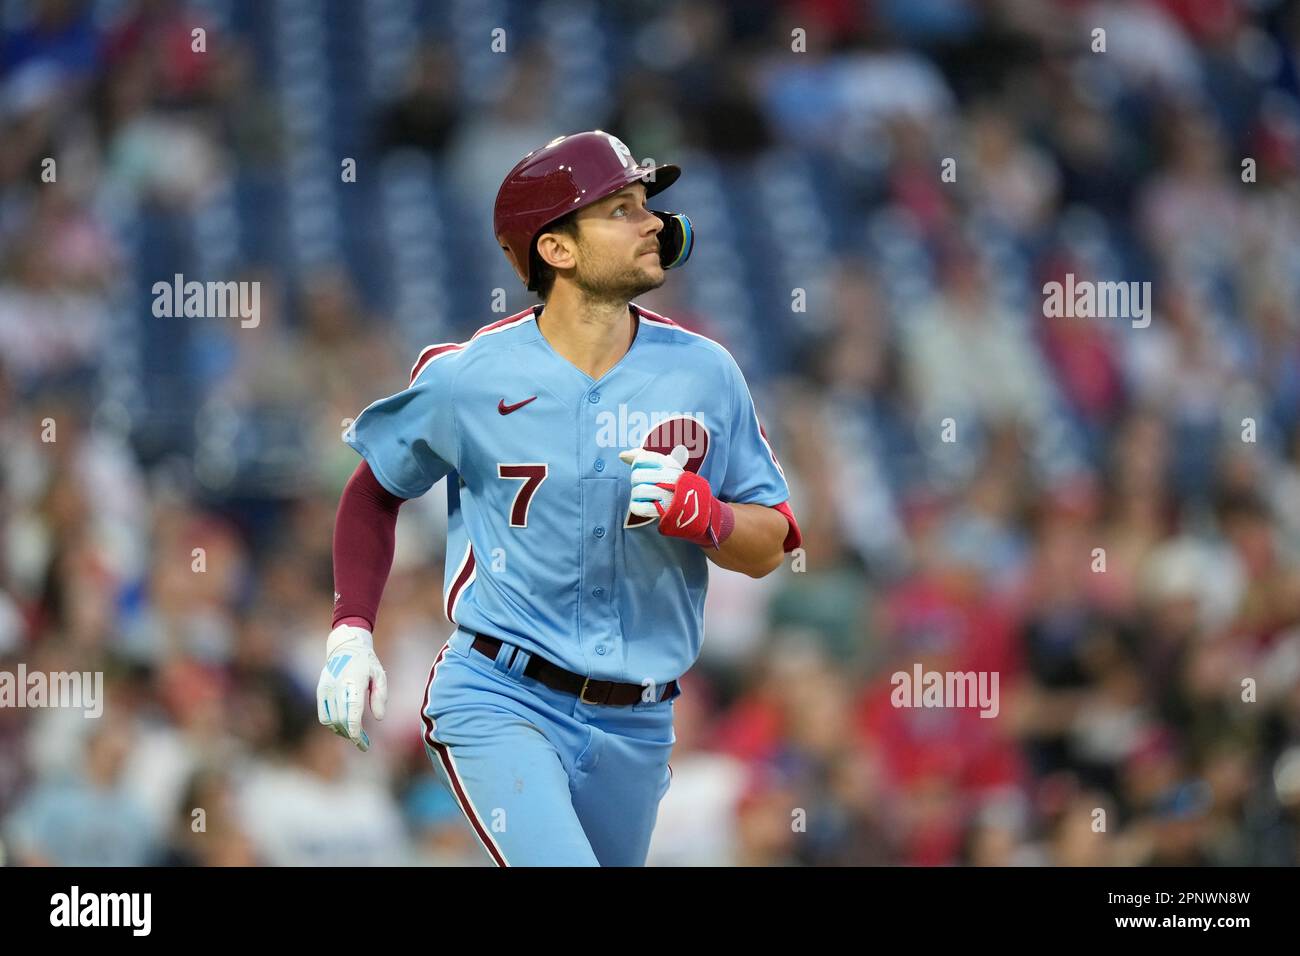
[497, 463, 548, 527]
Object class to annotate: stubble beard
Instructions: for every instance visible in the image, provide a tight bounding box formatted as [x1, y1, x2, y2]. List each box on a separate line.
[574, 246, 665, 305]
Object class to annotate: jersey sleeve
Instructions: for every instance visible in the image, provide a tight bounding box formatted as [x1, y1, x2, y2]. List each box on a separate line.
[717, 354, 802, 552]
[718, 353, 790, 504]
[345, 358, 458, 499]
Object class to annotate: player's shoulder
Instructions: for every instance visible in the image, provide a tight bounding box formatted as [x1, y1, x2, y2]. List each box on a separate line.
[632, 303, 739, 371]
[408, 306, 540, 386]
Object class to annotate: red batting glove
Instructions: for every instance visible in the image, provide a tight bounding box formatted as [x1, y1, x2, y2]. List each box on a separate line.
[657, 471, 736, 549]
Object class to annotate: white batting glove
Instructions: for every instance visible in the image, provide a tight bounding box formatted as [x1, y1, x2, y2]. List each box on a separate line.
[619, 444, 690, 521]
[316, 624, 388, 752]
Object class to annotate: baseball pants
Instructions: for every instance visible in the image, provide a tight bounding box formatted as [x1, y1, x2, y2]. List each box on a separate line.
[420, 626, 678, 866]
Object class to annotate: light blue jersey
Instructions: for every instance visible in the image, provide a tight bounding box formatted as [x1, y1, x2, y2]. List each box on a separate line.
[346, 303, 793, 689]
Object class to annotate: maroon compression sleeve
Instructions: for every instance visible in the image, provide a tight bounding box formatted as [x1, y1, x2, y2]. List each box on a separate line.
[332, 461, 406, 629]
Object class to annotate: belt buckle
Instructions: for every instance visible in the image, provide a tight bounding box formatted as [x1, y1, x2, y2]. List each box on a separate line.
[580, 677, 600, 705]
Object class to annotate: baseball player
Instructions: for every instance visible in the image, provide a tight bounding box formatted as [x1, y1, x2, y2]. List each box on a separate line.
[317, 130, 801, 866]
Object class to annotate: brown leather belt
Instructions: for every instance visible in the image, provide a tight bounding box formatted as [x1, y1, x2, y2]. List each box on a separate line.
[468, 631, 679, 706]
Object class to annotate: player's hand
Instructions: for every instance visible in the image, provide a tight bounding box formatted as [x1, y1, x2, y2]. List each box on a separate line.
[316, 624, 388, 752]
[619, 444, 732, 547]
[619, 444, 689, 520]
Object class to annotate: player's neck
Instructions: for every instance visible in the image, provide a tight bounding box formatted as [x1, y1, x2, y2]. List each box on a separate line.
[536, 290, 636, 381]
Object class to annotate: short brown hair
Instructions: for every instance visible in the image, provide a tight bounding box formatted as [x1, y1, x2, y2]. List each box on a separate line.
[529, 211, 581, 300]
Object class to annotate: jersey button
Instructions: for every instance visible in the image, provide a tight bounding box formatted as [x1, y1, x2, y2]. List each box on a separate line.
[595, 646, 607, 656]
[592, 587, 604, 597]
[593, 459, 605, 472]
[588, 391, 601, 404]
[593, 526, 606, 538]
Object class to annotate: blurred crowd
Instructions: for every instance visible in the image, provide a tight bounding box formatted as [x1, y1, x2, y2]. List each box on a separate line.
[3, 0, 1300, 866]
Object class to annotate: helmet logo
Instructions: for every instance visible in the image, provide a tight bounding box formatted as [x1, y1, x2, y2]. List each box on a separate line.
[602, 132, 637, 172]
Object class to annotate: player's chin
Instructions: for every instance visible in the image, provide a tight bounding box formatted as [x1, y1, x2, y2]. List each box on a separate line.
[630, 262, 666, 294]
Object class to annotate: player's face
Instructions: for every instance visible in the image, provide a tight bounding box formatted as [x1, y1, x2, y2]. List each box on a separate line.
[571, 184, 666, 301]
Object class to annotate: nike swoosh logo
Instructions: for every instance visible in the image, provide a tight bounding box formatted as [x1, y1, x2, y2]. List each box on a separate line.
[677, 489, 699, 528]
[498, 396, 538, 415]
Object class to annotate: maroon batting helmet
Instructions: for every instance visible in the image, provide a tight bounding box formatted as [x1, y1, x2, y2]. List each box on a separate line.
[493, 130, 693, 291]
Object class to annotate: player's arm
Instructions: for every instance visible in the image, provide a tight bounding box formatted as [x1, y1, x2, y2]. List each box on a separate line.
[620, 445, 800, 578]
[319, 356, 456, 750]
[700, 501, 789, 577]
[620, 349, 800, 577]
[332, 460, 405, 632]
[317, 461, 404, 751]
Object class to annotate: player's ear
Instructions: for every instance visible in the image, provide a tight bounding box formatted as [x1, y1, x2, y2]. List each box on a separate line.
[535, 229, 578, 273]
